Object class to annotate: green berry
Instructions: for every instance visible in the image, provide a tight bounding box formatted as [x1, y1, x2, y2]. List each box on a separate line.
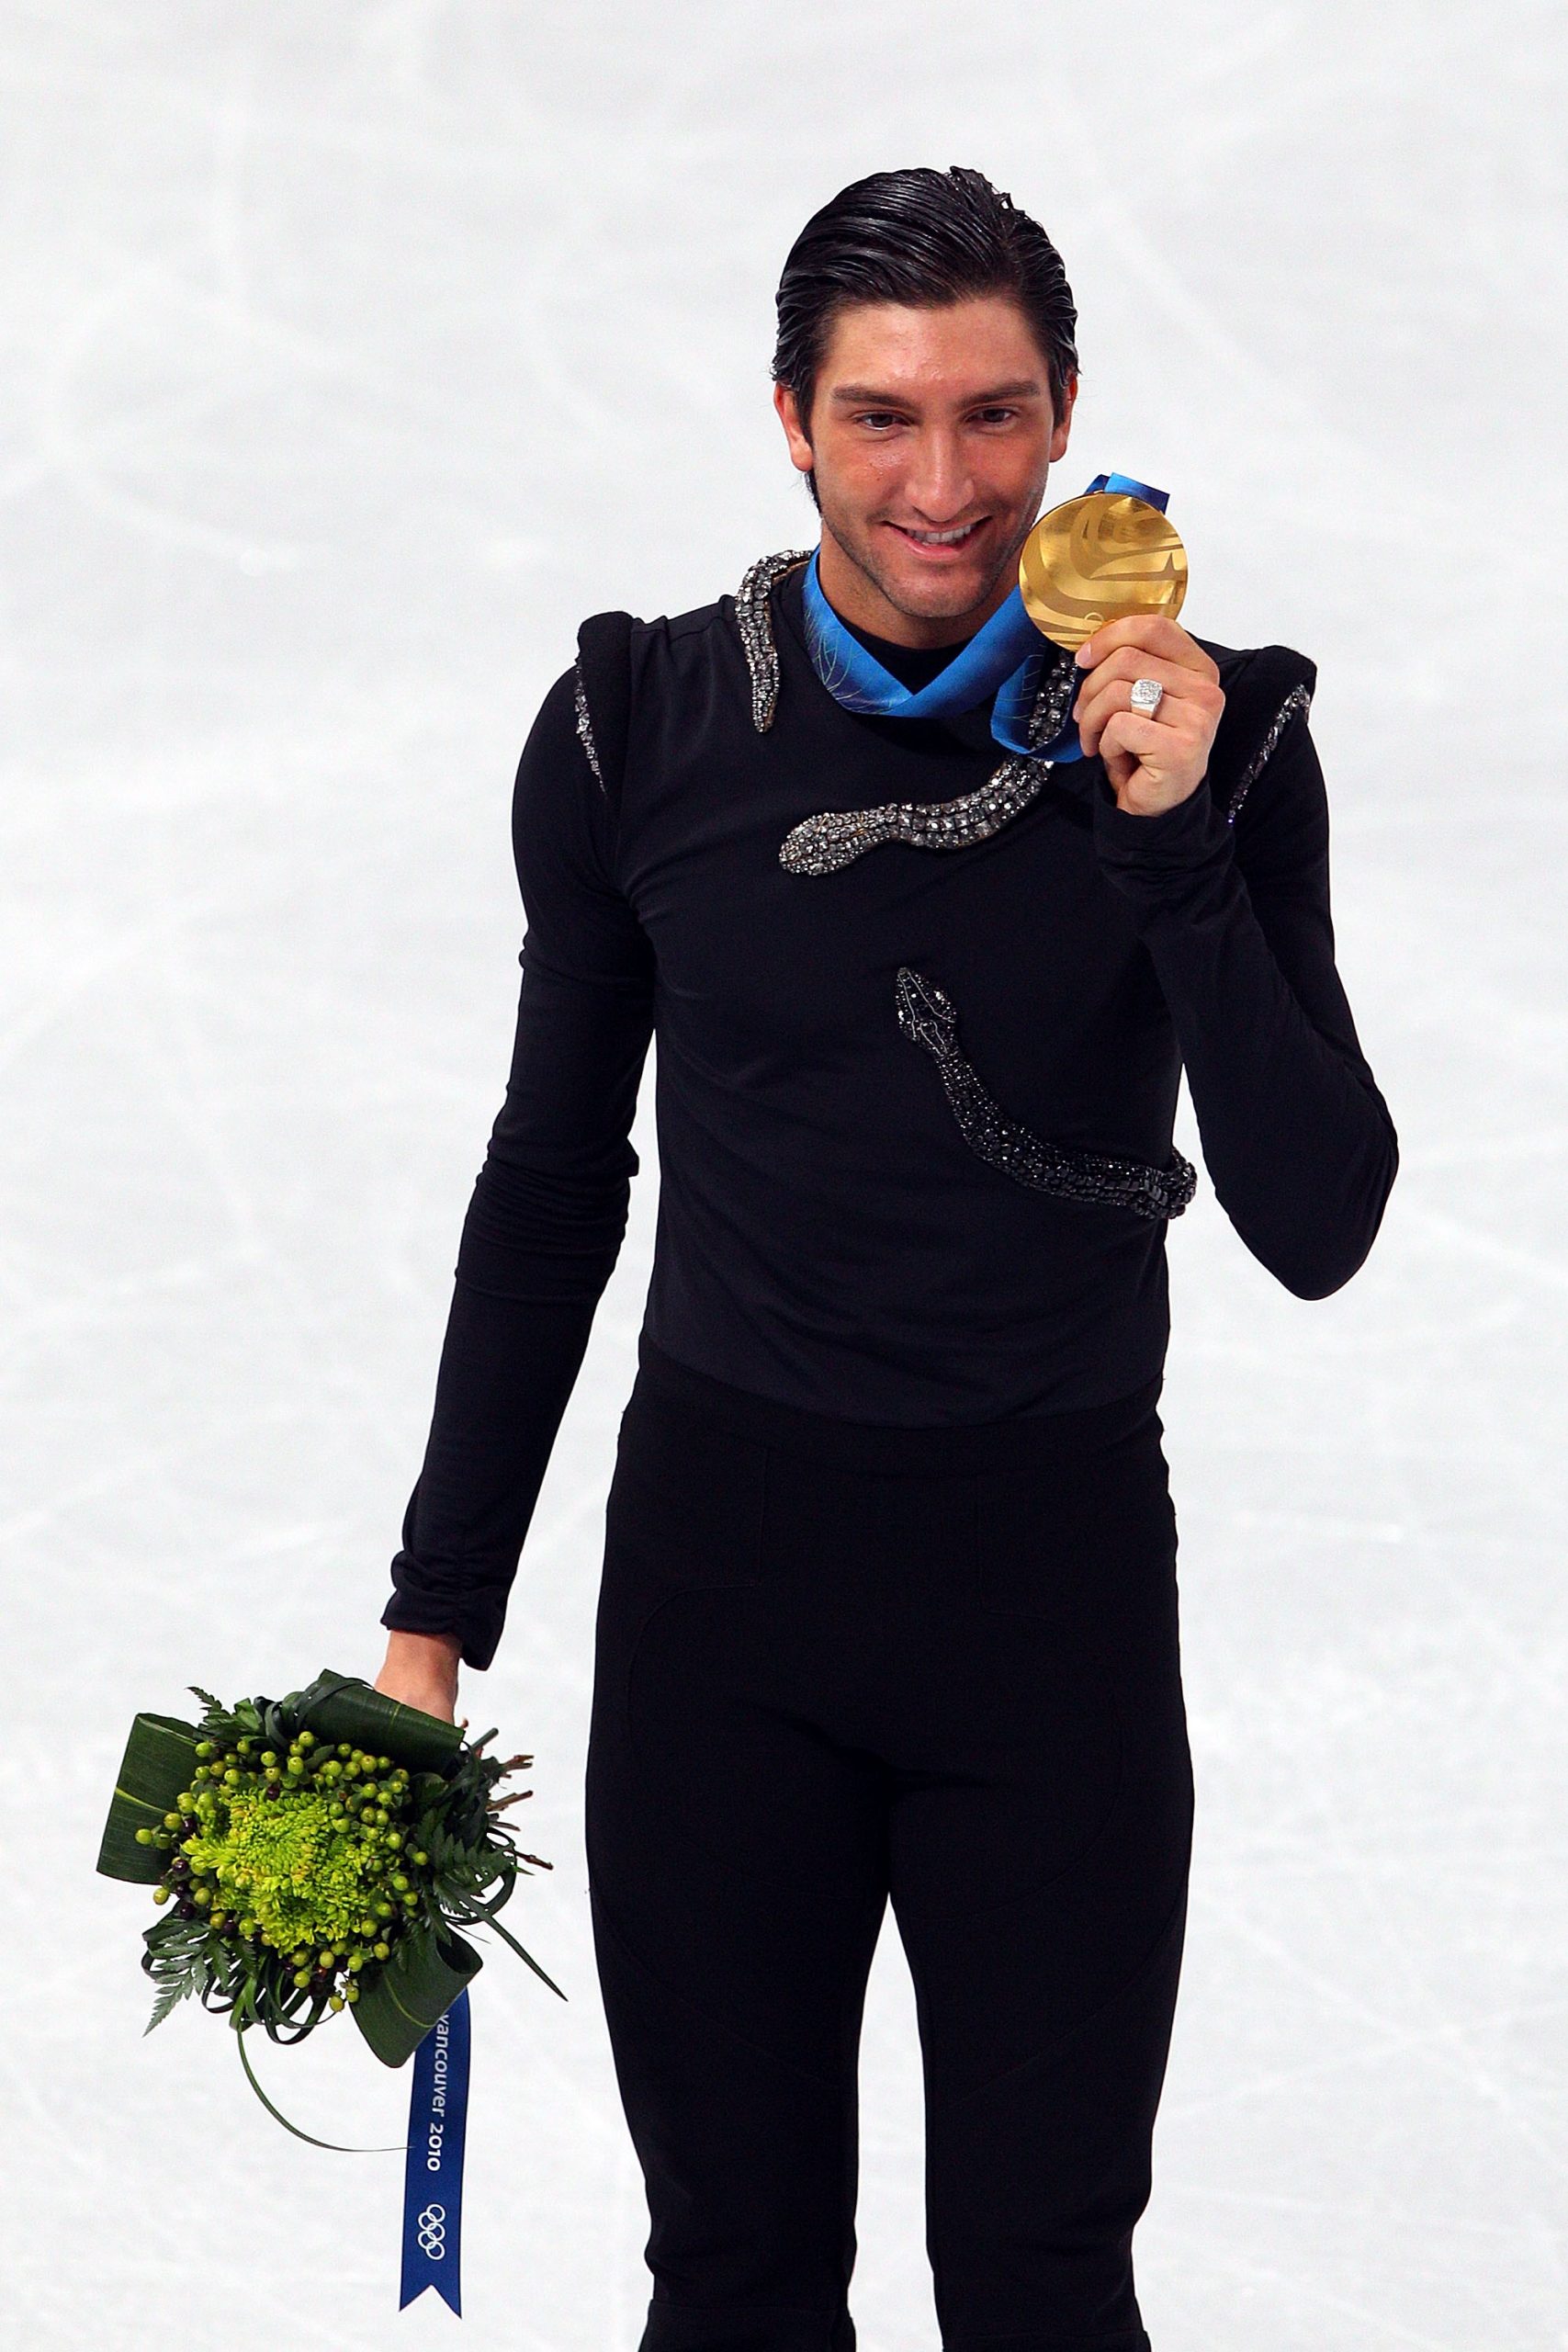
[195, 1741, 213, 1758]
[135, 1826, 152, 1846]
[412, 1850, 428, 1867]
[298, 1731, 315, 1749]
[328, 1992, 344, 2012]
[375, 1899, 393, 1918]
[344, 1983, 360, 2004]
[391, 1873, 410, 1894]
[192, 1885, 211, 1906]
[347, 1951, 365, 1973]
[287, 1757, 305, 1775]
[373, 1941, 390, 1962]
[152, 1884, 171, 1904]
[293, 1968, 312, 1988]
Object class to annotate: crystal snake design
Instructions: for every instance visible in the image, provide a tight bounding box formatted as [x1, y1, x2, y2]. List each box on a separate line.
[727, 551, 1204, 1217]
[895, 967, 1198, 1221]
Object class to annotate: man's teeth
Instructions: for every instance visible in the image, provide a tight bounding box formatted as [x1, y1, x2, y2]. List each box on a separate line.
[903, 522, 980, 545]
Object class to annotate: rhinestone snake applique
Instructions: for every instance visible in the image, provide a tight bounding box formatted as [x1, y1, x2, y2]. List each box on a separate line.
[778, 648, 1079, 876]
[731, 551, 1198, 1219]
[729, 548, 1080, 875]
[895, 967, 1198, 1221]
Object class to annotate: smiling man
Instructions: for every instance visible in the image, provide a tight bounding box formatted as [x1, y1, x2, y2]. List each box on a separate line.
[376, 167, 1399, 2351]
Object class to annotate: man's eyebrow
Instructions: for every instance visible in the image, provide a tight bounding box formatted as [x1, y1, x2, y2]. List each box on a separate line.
[829, 379, 1046, 405]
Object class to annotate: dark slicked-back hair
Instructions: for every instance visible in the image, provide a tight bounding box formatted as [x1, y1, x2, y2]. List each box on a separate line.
[772, 165, 1080, 505]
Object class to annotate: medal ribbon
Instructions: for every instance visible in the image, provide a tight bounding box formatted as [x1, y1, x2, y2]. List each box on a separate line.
[398, 1988, 471, 2315]
[801, 470, 1169, 763]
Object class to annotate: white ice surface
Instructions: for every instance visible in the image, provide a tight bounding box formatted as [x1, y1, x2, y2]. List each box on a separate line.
[4, 5, 1565, 2346]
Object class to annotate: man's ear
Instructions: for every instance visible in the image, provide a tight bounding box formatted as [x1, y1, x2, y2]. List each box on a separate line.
[1050, 369, 1078, 463]
[773, 380, 815, 477]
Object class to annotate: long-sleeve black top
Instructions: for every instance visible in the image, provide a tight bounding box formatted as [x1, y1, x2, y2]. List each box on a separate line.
[382, 560, 1397, 1668]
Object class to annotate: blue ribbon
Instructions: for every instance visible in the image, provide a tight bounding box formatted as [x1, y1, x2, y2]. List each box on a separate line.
[399, 1987, 471, 2315]
[801, 471, 1169, 764]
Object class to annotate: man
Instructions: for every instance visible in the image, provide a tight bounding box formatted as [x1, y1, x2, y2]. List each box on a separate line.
[376, 166, 1397, 2350]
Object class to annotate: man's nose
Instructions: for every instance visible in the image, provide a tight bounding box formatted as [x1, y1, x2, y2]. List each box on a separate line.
[903, 431, 976, 523]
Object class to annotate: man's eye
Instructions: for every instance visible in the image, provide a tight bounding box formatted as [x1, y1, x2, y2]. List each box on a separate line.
[855, 413, 903, 431]
[972, 407, 1018, 425]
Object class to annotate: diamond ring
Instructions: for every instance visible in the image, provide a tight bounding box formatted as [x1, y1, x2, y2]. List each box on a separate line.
[1129, 677, 1165, 718]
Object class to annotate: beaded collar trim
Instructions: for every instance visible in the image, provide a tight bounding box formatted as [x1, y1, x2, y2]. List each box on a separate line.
[732, 549, 814, 732]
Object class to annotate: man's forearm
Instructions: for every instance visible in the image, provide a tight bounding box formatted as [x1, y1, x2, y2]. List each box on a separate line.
[380, 1280, 600, 1670]
[1092, 775, 1398, 1297]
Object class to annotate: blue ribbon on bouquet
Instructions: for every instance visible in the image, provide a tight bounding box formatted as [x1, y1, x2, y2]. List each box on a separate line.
[800, 469, 1170, 764]
[399, 1989, 471, 2314]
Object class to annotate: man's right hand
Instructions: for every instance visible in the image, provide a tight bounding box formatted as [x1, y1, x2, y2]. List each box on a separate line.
[375, 1628, 464, 1726]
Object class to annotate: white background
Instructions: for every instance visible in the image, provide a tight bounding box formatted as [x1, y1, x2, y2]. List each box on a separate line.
[6, 5, 1564, 2346]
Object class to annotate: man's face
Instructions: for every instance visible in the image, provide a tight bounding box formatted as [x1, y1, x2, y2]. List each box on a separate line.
[773, 293, 1076, 644]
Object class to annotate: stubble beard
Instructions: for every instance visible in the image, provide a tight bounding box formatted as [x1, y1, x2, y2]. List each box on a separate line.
[818, 492, 1040, 632]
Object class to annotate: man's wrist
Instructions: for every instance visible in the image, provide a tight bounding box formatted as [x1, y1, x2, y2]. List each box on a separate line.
[384, 1627, 462, 1667]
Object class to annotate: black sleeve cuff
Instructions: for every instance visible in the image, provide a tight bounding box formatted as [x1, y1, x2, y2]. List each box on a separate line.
[1089, 767, 1236, 919]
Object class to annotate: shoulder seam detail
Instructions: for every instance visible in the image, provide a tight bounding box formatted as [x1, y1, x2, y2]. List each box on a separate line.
[572, 662, 607, 798]
[1225, 678, 1314, 827]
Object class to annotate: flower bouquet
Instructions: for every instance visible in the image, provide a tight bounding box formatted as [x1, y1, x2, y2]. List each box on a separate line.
[96, 1666, 563, 2143]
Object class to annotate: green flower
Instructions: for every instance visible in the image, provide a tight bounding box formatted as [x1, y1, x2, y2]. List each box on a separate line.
[183, 1786, 399, 1952]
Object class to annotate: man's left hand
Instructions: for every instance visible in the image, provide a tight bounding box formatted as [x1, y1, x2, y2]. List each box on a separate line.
[1071, 615, 1224, 817]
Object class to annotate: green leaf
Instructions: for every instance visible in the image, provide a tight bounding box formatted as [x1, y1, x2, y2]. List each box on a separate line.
[145, 1973, 197, 2034]
[283, 1668, 465, 1773]
[234, 2027, 406, 2152]
[351, 1923, 483, 2068]
[96, 1713, 202, 1883]
[463, 1897, 568, 2001]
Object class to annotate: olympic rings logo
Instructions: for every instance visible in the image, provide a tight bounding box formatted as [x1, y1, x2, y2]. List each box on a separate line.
[416, 2203, 447, 2258]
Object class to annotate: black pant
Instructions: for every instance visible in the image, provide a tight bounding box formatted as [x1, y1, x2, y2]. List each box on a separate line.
[585, 1336, 1194, 2352]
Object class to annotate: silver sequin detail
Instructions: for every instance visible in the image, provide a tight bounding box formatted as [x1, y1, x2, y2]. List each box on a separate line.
[895, 966, 1198, 1221]
[573, 662, 606, 797]
[778, 644, 1082, 876]
[734, 549, 813, 732]
[1224, 683, 1312, 826]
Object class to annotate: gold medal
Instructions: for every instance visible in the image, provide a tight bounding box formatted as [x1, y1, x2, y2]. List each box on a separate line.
[1018, 490, 1188, 651]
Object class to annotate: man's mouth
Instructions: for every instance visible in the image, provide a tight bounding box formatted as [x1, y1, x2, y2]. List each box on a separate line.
[887, 518, 987, 552]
